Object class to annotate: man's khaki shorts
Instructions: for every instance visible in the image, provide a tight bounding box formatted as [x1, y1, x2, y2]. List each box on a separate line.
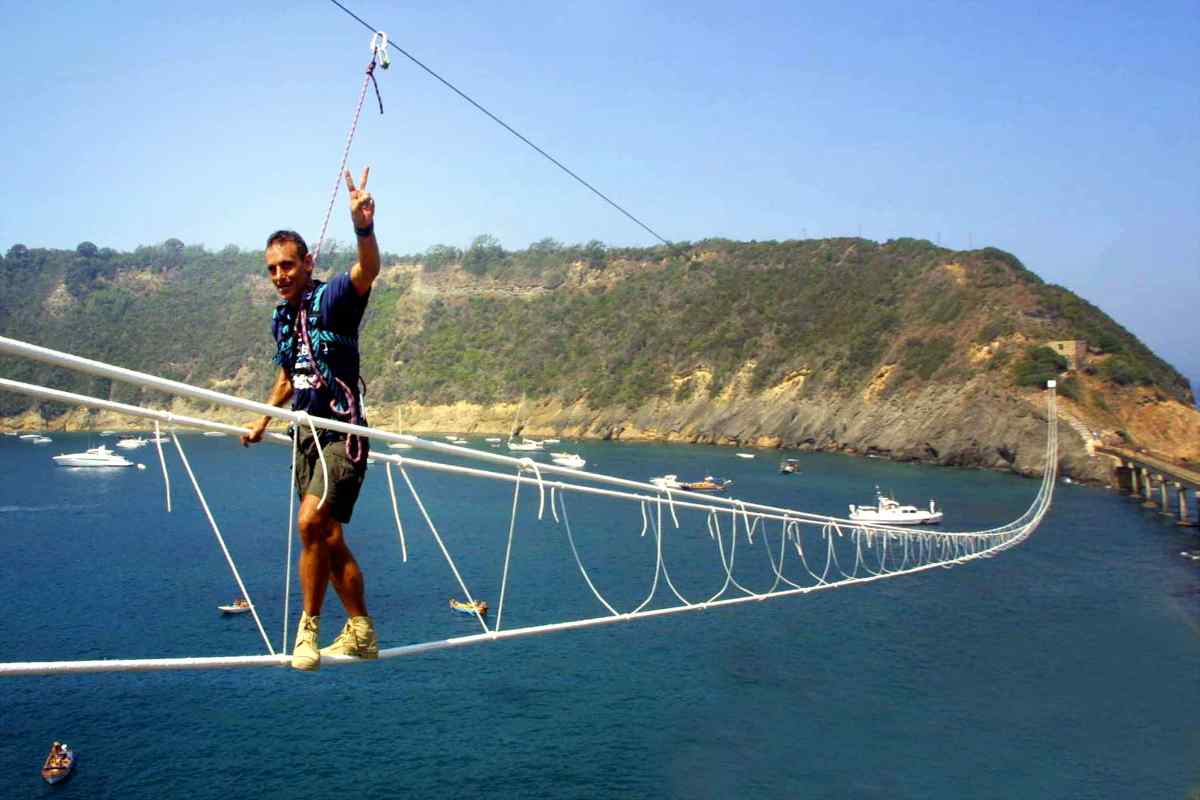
[293, 430, 367, 524]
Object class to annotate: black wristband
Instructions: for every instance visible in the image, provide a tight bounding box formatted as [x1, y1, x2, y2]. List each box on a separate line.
[354, 223, 375, 238]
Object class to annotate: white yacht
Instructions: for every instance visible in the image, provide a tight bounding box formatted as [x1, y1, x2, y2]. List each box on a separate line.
[849, 488, 942, 525]
[116, 437, 148, 449]
[30, 436, 52, 444]
[550, 452, 586, 469]
[649, 474, 686, 490]
[53, 445, 135, 468]
[507, 438, 544, 452]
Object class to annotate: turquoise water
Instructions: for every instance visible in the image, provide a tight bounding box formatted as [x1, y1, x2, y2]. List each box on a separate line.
[1, 433, 1198, 798]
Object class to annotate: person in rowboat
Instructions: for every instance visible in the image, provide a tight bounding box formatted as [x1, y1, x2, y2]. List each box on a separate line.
[240, 167, 381, 671]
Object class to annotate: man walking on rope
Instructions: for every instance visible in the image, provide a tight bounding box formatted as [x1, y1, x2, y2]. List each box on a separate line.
[241, 166, 380, 671]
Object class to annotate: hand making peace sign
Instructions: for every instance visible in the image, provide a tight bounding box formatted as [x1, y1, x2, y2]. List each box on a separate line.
[346, 166, 374, 232]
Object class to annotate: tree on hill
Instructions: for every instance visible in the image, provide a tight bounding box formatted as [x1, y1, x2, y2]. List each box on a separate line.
[1013, 346, 1068, 388]
[464, 234, 505, 276]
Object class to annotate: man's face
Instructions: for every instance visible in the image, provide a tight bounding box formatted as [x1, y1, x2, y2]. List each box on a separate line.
[265, 241, 313, 306]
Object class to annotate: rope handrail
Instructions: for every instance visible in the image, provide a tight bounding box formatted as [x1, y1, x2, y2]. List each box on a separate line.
[0, 337, 1044, 536]
[0, 342, 1057, 676]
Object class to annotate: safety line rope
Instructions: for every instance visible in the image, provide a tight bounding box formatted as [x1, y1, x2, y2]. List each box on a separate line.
[324, 0, 671, 246]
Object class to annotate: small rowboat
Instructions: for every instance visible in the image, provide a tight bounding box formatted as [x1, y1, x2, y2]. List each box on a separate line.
[449, 598, 488, 616]
[218, 599, 252, 614]
[41, 742, 76, 785]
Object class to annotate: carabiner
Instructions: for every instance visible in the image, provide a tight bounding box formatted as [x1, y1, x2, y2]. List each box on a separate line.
[369, 31, 391, 69]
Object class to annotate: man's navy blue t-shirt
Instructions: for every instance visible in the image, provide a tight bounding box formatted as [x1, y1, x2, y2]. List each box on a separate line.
[272, 272, 370, 422]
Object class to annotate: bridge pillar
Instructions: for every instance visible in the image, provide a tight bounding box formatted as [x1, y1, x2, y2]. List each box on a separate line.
[1115, 464, 1135, 493]
[1179, 485, 1198, 528]
[1126, 462, 1141, 499]
[1158, 477, 1173, 516]
[1140, 468, 1158, 508]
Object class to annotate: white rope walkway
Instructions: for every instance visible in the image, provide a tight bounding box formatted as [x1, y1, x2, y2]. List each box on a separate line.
[0, 339, 1059, 676]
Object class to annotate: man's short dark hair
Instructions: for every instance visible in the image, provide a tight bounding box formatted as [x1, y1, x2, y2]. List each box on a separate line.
[266, 230, 309, 260]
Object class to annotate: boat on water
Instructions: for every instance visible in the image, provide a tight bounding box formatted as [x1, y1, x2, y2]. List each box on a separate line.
[116, 437, 147, 449]
[202, 431, 226, 437]
[550, 452, 586, 469]
[52, 445, 135, 467]
[218, 598, 252, 614]
[681, 476, 732, 492]
[780, 458, 800, 474]
[848, 488, 943, 526]
[30, 435, 52, 444]
[484, 437, 502, 443]
[18, 433, 40, 440]
[650, 474, 732, 492]
[99, 430, 117, 437]
[449, 597, 488, 616]
[41, 742, 75, 785]
[736, 452, 755, 459]
[542, 438, 560, 444]
[507, 438, 544, 451]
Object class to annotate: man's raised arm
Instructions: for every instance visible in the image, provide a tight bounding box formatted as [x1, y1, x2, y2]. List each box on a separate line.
[241, 367, 293, 446]
[346, 166, 380, 296]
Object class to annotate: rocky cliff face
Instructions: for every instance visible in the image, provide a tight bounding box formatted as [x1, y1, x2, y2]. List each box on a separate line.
[3, 237, 1195, 487]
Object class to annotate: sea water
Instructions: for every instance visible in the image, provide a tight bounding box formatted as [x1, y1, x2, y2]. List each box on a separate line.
[0, 434, 1197, 799]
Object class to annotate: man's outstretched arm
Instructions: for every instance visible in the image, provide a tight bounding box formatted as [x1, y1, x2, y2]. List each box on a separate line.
[241, 367, 293, 446]
[346, 166, 380, 296]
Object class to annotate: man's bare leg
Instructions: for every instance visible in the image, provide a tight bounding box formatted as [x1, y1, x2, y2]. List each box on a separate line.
[325, 520, 368, 618]
[297, 495, 369, 617]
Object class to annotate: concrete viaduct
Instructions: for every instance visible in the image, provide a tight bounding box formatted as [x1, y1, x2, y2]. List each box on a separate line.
[1096, 445, 1200, 527]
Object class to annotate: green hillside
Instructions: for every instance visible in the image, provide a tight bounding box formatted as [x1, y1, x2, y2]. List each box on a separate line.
[0, 237, 1191, 418]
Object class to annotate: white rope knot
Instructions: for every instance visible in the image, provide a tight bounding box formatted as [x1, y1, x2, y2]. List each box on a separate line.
[517, 457, 546, 520]
[153, 419, 171, 513]
[384, 462, 408, 562]
[663, 488, 680, 528]
[298, 411, 329, 510]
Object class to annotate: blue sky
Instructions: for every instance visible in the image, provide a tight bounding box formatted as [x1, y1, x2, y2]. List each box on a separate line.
[1, 1, 1197, 391]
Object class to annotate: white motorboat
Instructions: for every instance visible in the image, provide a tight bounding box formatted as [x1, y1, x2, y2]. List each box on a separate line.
[736, 453, 755, 459]
[116, 437, 148, 449]
[218, 599, 252, 614]
[99, 430, 117, 437]
[52, 445, 135, 468]
[550, 452, 586, 469]
[849, 488, 942, 525]
[484, 437, 502, 443]
[507, 438, 544, 451]
[650, 474, 686, 490]
[18, 434, 40, 440]
[30, 436, 52, 444]
[542, 438, 561, 445]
